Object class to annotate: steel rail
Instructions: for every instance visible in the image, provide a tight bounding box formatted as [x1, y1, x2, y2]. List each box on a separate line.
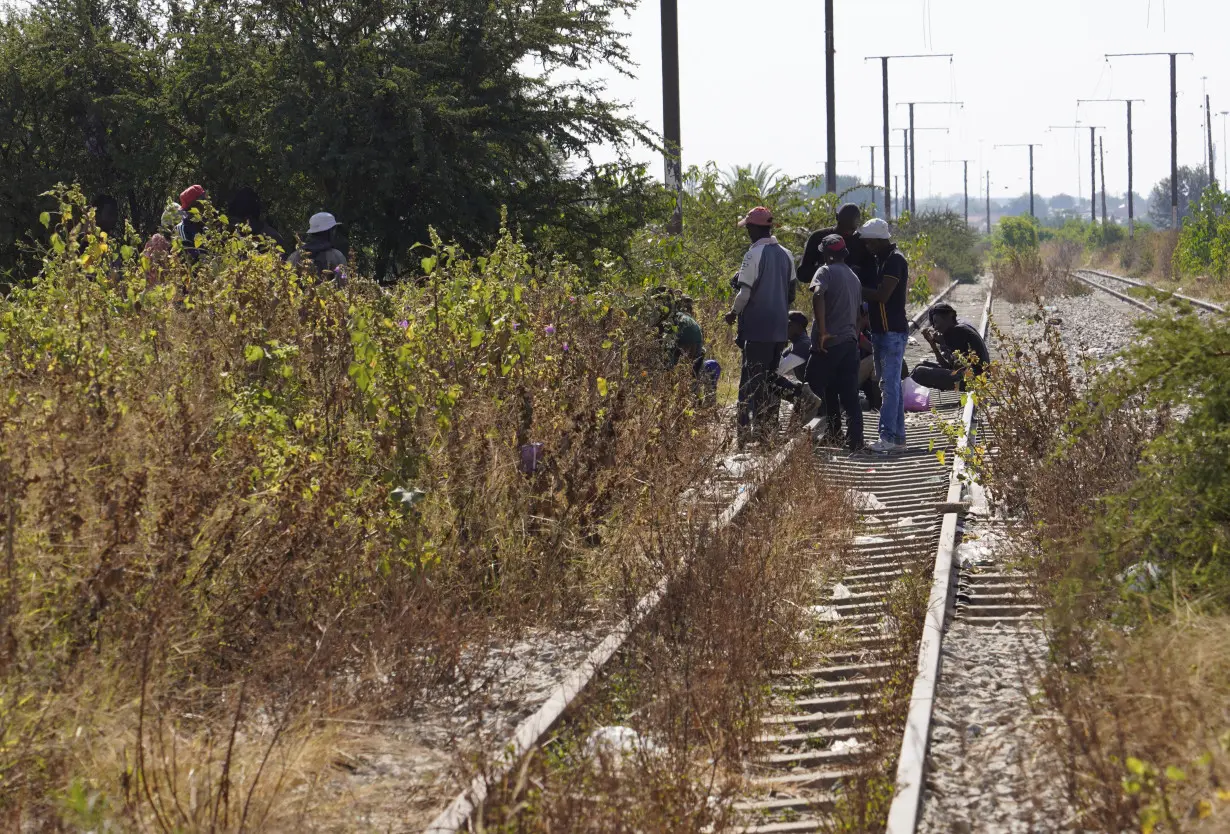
[423, 281, 966, 834]
[1074, 268, 1225, 314]
[885, 280, 994, 833]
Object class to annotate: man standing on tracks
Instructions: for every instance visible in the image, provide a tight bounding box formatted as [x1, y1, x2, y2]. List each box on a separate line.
[797, 203, 876, 289]
[807, 235, 865, 451]
[911, 302, 990, 391]
[859, 218, 910, 454]
[725, 206, 795, 446]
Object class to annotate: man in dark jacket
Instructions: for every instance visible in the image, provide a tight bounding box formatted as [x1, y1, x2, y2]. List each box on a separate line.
[798, 203, 877, 288]
[227, 187, 289, 255]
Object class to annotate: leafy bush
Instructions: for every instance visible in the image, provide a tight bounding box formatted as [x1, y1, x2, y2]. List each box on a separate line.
[993, 215, 1040, 263]
[897, 209, 982, 282]
[1086, 221, 1125, 247]
[1174, 183, 1230, 280]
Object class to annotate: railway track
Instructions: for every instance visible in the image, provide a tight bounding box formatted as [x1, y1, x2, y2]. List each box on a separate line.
[1072, 267, 1226, 314]
[425, 280, 998, 834]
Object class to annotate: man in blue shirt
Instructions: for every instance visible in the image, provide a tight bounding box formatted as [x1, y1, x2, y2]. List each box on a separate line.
[859, 218, 911, 454]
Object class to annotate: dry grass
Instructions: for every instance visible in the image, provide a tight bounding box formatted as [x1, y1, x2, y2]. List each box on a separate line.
[471, 447, 859, 832]
[1040, 614, 1230, 832]
[993, 246, 1090, 305]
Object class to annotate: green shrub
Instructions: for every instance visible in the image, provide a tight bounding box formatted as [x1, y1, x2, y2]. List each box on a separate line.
[897, 209, 982, 282]
[1174, 182, 1230, 280]
[1086, 221, 1125, 247]
[993, 215, 1039, 264]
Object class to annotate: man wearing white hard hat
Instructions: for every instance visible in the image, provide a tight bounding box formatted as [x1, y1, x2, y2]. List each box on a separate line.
[859, 218, 910, 454]
[289, 212, 348, 281]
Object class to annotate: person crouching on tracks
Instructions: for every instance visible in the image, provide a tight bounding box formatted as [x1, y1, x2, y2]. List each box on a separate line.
[859, 218, 910, 454]
[806, 235, 865, 452]
[912, 302, 990, 391]
[724, 206, 796, 447]
[782, 311, 813, 383]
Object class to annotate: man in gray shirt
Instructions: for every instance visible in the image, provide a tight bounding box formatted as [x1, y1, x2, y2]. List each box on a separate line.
[806, 234, 865, 450]
[724, 206, 796, 445]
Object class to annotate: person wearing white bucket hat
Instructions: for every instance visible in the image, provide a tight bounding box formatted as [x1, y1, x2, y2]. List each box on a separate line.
[289, 212, 348, 281]
[858, 217, 910, 454]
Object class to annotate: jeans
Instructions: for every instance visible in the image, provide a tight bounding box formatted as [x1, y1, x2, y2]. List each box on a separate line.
[806, 340, 864, 448]
[911, 360, 962, 392]
[871, 331, 908, 445]
[738, 340, 783, 439]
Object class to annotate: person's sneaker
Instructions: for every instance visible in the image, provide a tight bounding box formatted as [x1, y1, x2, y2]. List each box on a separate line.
[867, 439, 897, 454]
[894, 440, 910, 452]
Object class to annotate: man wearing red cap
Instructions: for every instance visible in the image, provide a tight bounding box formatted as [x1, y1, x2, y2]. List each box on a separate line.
[176, 184, 208, 262]
[725, 206, 796, 444]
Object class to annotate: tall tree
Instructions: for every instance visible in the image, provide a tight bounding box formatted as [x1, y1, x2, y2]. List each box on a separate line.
[0, 0, 661, 279]
[1147, 165, 1210, 229]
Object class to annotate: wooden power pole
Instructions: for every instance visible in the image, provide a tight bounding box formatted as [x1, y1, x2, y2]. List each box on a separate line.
[864, 53, 953, 220]
[1106, 52, 1192, 228]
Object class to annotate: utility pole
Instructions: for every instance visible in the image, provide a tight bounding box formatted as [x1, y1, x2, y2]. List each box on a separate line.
[894, 175, 899, 214]
[985, 170, 992, 234]
[895, 124, 948, 217]
[1099, 136, 1108, 226]
[1079, 98, 1145, 238]
[909, 103, 915, 212]
[864, 53, 953, 220]
[931, 159, 972, 225]
[661, 0, 682, 234]
[1207, 94, 1216, 188]
[895, 128, 910, 215]
[861, 144, 876, 206]
[994, 144, 1042, 218]
[1048, 124, 1104, 223]
[823, 0, 836, 193]
[1106, 52, 1192, 229]
[897, 101, 963, 213]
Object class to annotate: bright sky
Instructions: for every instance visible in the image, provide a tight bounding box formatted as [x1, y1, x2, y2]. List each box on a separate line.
[589, 0, 1229, 203]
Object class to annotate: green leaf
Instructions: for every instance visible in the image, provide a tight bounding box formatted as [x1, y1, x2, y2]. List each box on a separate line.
[470, 329, 483, 348]
[1164, 765, 1186, 782]
[935, 450, 945, 466]
[1125, 757, 1147, 776]
[597, 377, 608, 397]
[39, 211, 50, 228]
[244, 345, 266, 362]
[421, 255, 437, 274]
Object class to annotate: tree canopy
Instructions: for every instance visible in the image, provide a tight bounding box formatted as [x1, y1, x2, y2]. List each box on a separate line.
[1147, 165, 1210, 229]
[0, 0, 665, 279]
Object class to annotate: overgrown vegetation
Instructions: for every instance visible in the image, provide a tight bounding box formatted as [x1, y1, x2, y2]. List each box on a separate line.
[897, 209, 981, 282]
[988, 216, 1087, 303]
[0, 190, 729, 828]
[971, 299, 1230, 832]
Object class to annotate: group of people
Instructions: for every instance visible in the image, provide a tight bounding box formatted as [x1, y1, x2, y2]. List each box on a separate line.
[86, 185, 349, 281]
[724, 203, 987, 454]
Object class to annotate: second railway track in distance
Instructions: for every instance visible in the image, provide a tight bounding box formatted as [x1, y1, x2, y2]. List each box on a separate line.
[427, 281, 996, 834]
[1072, 267, 1226, 315]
